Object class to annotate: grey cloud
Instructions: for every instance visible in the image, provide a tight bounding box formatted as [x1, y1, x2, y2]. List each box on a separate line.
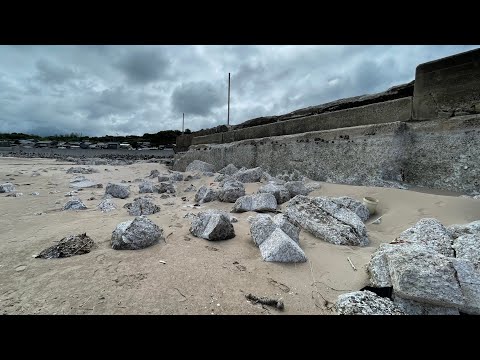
[171, 81, 224, 116]
[115, 48, 171, 84]
[82, 86, 138, 119]
[0, 45, 478, 136]
[35, 59, 79, 84]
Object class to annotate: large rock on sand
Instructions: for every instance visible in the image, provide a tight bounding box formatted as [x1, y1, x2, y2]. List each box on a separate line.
[218, 164, 239, 176]
[233, 167, 263, 183]
[186, 160, 215, 173]
[336, 291, 405, 315]
[195, 186, 218, 203]
[111, 216, 164, 250]
[218, 180, 245, 203]
[105, 182, 130, 199]
[0, 183, 15, 193]
[331, 196, 370, 222]
[258, 182, 291, 204]
[285, 195, 369, 246]
[128, 197, 160, 216]
[189, 210, 235, 241]
[63, 198, 87, 210]
[138, 181, 154, 193]
[232, 193, 277, 213]
[396, 218, 454, 257]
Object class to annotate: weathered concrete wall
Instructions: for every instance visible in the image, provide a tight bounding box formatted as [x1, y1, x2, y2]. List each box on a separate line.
[191, 97, 412, 145]
[175, 134, 194, 152]
[174, 115, 480, 194]
[413, 48, 480, 120]
[1, 147, 175, 158]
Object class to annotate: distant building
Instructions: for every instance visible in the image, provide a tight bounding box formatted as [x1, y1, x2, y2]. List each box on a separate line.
[80, 142, 92, 149]
[119, 143, 132, 150]
[107, 142, 119, 149]
[35, 141, 53, 148]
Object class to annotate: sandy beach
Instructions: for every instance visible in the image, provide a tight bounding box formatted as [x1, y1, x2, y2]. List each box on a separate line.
[1, 156, 479, 315]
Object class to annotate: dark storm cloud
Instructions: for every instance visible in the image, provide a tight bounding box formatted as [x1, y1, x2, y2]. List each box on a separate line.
[171, 81, 224, 116]
[115, 48, 171, 84]
[35, 59, 79, 84]
[0, 45, 478, 136]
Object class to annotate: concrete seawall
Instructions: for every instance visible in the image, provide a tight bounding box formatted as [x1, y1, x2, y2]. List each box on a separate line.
[174, 115, 480, 193]
[191, 97, 412, 145]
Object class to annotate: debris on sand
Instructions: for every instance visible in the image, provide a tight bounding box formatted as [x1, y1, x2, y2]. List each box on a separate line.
[35, 233, 96, 259]
[245, 293, 284, 310]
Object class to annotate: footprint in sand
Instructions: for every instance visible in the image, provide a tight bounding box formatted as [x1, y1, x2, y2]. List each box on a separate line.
[434, 200, 447, 208]
[417, 208, 429, 216]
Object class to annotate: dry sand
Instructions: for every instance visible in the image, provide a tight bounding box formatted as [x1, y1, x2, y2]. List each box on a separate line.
[1, 157, 479, 315]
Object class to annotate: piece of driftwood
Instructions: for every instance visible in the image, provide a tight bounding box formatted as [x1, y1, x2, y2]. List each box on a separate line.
[347, 256, 357, 271]
[245, 293, 284, 310]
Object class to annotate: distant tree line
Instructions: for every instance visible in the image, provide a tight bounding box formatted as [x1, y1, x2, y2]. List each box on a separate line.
[0, 130, 183, 147]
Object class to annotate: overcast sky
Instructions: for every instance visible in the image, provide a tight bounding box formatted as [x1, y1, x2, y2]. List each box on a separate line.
[0, 45, 477, 137]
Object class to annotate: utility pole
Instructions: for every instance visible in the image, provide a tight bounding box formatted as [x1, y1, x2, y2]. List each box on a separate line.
[227, 72, 230, 126]
[182, 113, 184, 134]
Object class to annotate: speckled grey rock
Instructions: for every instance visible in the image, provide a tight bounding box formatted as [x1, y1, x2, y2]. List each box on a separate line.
[63, 198, 87, 211]
[111, 216, 164, 250]
[218, 180, 245, 203]
[258, 182, 291, 204]
[250, 214, 278, 246]
[148, 169, 159, 178]
[128, 197, 160, 216]
[447, 220, 480, 239]
[285, 195, 369, 246]
[284, 181, 311, 197]
[306, 182, 322, 192]
[396, 218, 454, 257]
[259, 227, 307, 263]
[336, 291, 405, 315]
[184, 184, 197, 193]
[139, 181, 154, 193]
[233, 167, 263, 183]
[70, 175, 87, 183]
[218, 164, 239, 176]
[189, 210, 235, 241]
[66, 167, 97, 174]
[157, 174, 170, 182]
[388, 246, 464, 308]
[332, 196, 370, 222]
[452, 234, 480, 263]
[155, 182, 176, 194]
[232, 193, 277, 213]
[393, 295, 460, 315]
[451, 258, 480, 314]
[195, 186, 218, 203]
[214, 174, 228, 182]
[0, 182, 15, 193]
[169, 172, 184, 181]
[202, 171, 215, 177]
[366, 243, 429, 287]
[273, 214, 300, 243]
[105, 182, 130, 199]
[277, 169, 305, 182]
[70, 180, 103, 189]
[184, 175, 193, 181]
[97, 198, 117, 213]
[186, 160, 215, 173]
